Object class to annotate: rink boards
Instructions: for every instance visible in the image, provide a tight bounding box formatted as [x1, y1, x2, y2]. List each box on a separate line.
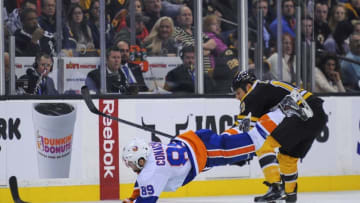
[0, 96, 360, 202]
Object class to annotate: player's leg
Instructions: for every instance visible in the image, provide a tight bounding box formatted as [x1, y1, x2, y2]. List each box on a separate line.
[196, 130, 256, 167]
[254, 136, 286, 202]
[278, 153, 298, 203]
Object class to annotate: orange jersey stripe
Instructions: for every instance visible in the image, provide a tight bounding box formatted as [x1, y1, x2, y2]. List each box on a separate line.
[223, 128, 240, 135]
[130, 188, 140, 200]
[258, 114, 278, 133]
[177, 131, 207, 173]
[207, 145, 255, 158]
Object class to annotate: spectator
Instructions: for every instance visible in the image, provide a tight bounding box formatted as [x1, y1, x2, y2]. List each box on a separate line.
[143, 0, 163, 31]
[88, 0, 114, 49]
[203, 14, 228, 69]
[173, 6, 215, 70]
[143, 16, 177, 56]
[38, 0, 56, 33]
[135, 0, 143, 13]
[314, 54, 346, 93]
[248, 0, 274, 57]
[6, 0, 37, 35]
[116, 40, 149, 92]
[15, 8, 56, 56]
[174, 6, 195, 47]
[302, 15, 313, 45]
[18, 52, 58, 95]
[324, 20, 353, 56]
[344, 0, 360, 22]
[328, 4, 348, 32]
[106, 0, 128, 21]
[114, 13, 149, 46]
[269, 0, 296, 39]
[314, 1, 332, 49]
[63, 5, 95, 55]
[85, 47, 123, 94]
[341, 32, 360, 91]
[163, 45, 195, 93]
[267, 33, 297, 83]
[353, 20, 360, 33]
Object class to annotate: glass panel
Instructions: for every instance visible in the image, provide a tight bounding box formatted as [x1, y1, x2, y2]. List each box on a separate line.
[4, 0, 355, 97]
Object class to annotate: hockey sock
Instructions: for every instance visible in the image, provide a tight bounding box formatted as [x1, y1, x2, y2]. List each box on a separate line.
[256, 136, 282, 183]
[278, 153, 299, 193]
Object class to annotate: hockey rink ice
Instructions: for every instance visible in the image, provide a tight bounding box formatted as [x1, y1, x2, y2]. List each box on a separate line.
[66, 191, 360, 203]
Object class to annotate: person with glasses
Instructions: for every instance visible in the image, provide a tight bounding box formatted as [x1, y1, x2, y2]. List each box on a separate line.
[18, 52, 58, 95]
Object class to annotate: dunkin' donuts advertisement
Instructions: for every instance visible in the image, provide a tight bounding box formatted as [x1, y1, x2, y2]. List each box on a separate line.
[32, 103, 77, 178]
[0, 101, 85, 180]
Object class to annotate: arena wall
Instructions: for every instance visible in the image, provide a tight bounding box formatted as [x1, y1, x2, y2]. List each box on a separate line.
[0, 96, 360, 202]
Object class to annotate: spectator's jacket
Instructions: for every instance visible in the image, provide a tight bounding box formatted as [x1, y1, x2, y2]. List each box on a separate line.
[85, 63, 148, 94]
[344, 3, 360, 22]
[38, 14, 56, 34]
[269, 16, 295, 39]
[88, 19, 115, 49]
[19, 68, 58, 95]
[314, 20, 331, 49]
[341, 52, 360, 91]
[248, 15, 273, 57]
[314, 67, 346, 93]
[6, 8, 22, 35]
[62, 24, 95, 53]
[204, 32, 227, 68]
[165, 64, 194, 93]
[14, 28, 56, 56]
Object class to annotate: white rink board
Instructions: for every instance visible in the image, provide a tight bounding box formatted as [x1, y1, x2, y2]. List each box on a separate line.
[0, 96, 360, 187]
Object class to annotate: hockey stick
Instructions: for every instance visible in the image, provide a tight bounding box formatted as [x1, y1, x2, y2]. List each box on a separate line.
[9, 176, 29, 203]
[81, 86, 175, 139]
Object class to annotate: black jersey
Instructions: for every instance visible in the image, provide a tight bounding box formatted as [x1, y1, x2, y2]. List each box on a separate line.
[237, 80, 313, 121]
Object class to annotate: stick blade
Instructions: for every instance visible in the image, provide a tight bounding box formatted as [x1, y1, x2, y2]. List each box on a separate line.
[9, 176, 29, 203]
[81, 86, 99, 114]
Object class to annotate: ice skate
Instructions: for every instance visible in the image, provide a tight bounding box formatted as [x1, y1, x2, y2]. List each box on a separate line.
[254, 181, 286, 202]
[279, 90, 313, 121]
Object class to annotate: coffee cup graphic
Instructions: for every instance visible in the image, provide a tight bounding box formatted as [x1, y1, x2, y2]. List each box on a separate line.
[32, 103, 76, 178]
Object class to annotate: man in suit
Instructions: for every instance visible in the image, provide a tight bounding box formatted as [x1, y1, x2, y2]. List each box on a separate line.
[116, 40, 149, 93]
[248, 0, 274, 57]
[86, 46, 125, 94]
[18, 52, 58, 95]
[163, 45, 195, 93]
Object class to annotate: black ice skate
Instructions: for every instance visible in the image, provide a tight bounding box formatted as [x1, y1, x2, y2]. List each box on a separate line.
[285, 183, 297, 203]
[254, 181, 286, 203]
[279, 90, 313, 121]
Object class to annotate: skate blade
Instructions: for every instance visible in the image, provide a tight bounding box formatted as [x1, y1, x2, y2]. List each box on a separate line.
[268, 200, 286, 203]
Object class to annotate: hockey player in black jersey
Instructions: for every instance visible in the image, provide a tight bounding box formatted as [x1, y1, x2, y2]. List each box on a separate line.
[232, 71, 328, 203]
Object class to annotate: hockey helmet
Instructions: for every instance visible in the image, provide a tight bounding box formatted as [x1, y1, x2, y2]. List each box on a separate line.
[122, 138, 150, 170]
[232, 70, 256, 92]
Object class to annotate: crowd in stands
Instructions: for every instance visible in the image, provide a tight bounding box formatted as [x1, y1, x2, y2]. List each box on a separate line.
[3, 0, 360, 95]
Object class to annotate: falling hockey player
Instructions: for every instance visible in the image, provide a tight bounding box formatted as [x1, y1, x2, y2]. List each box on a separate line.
[121, 78, 314, 203]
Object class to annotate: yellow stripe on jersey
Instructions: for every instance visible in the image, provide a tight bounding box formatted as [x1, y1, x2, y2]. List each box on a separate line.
[236, 115, 259, 121]
[270, 81, 313, 104]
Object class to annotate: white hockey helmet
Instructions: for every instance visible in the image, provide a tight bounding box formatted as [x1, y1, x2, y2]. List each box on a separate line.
[122, 138, 150, 170]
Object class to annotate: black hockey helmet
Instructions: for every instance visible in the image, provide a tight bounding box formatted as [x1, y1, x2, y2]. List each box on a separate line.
[232, 70, 256, 92]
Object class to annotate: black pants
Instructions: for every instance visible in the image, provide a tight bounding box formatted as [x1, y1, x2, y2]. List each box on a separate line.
[271, 97, 328, 158]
